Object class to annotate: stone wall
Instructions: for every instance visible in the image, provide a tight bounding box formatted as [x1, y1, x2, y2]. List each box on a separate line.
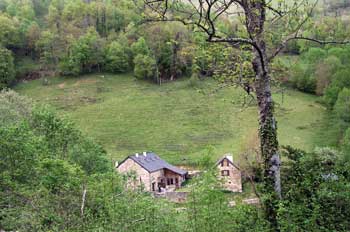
[154, 192, 189, 203]
[117, 158, 185, 192]
[117, 158, 152, 191]
[164, 169, 184, 186]
[150, 169, 164, 191]
[217, 159, 242, 192]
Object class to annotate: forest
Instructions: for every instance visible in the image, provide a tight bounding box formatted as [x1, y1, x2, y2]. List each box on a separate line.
[1, 0, 350, 231]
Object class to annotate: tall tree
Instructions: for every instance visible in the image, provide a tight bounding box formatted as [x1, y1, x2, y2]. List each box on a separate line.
[141, 0, 349, 226]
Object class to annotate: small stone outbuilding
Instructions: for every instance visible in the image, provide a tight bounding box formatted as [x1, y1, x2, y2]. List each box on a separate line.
[215, 154, 242, 192]
[116, 152, 187, 192]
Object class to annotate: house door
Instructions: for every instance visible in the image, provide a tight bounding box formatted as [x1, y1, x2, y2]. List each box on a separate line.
[152, 182, 156, 191]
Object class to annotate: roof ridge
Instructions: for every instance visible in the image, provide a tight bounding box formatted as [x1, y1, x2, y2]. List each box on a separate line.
[124, 152, 187, 175]
[215, 155, 241, 170]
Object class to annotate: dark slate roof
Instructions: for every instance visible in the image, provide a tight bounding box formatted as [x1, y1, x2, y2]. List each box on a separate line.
[119, 152, 187, 175]
[215, 156, 240, 170]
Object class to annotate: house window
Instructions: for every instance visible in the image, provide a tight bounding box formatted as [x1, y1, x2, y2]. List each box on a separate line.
[167, 178, 174, 185]
[221, 170, 230, 176]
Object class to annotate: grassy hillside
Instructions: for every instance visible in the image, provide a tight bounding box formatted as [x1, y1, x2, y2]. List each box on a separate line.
[15, 74, 329, 165]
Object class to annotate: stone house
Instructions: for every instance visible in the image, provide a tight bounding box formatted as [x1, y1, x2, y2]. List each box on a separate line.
[215, 154, 242, 192]
[116, 152, 187, 192]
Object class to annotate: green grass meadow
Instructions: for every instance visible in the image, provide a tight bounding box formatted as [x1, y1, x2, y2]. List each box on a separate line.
[15, 73, 329, 165]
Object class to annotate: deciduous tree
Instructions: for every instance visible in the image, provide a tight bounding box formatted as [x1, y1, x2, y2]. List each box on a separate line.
[141, 0, 349, 226]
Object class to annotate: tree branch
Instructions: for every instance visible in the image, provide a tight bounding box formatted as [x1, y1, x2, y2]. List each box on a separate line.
[268, 36, 350, 62]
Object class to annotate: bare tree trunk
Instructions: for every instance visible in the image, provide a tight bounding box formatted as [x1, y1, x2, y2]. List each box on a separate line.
[170, 32, 180, 81]
[81, 187, 87, 217]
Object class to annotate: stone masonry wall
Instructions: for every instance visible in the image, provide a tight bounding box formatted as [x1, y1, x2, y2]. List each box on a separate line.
[117, 158, 151, 191]
[217, 159, 242, 192]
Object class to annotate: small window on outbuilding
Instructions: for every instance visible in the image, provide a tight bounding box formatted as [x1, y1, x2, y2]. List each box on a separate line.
[221, 170, 230, 176]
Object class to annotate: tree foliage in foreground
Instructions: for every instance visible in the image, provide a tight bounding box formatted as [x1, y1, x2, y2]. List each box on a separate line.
[279, 146, 350, 231]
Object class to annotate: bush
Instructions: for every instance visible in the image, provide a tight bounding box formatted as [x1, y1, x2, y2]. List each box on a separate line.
[188, 73, 200, 88]
[58, 57, 81, 76]
[0, 47, 15, 89]
[105, 41, 129, 73]
[38, 158, 83, 193]
[131, 37, 150, 56]
[0, 89, 32, 125]
[342, 128, 350, 159]
[133, 54, 156, 80]
[324, 84, 341, 108]
[279, 146, 350, 231]
[303, 47, 327, 64]
[334, 88, 350, 123]
[314, 56, 342, 95]
[324, 70, 350, 108]
[290, 63, 316, 94]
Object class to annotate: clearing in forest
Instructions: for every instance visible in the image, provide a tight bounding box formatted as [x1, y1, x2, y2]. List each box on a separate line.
[15, 73, 330, 165]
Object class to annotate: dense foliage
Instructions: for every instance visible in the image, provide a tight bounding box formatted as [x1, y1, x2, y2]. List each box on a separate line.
[279, 146, 350, 231]
[0, 47, 15, 88]
[0, 0, 206, 86]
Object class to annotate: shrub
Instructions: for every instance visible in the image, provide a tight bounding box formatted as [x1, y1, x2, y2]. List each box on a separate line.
[342, 128, 350, 159]
[133, 54, 156, 80]
[324, 70, 350, 108]
[0, 47, 15, 89]
[290, 63, 316, 93]
[38, 158, 83, 193]
[315, 56, 342, 95]
[131, 37, 150, 56]
[59, 57, 81, 76]
[279, 146, 350, 231]
[0, 89, 32, 125]
[188, 72, 200, 88]
[105, 41, 129, 73]
[334, 88, 350, 123]
[303, 47, 327, 64]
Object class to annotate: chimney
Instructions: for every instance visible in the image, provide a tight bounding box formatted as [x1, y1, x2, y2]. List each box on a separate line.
[135, 153, 139, 157]
[143, 151, 147, 156]
[225, 154, 233, 162]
